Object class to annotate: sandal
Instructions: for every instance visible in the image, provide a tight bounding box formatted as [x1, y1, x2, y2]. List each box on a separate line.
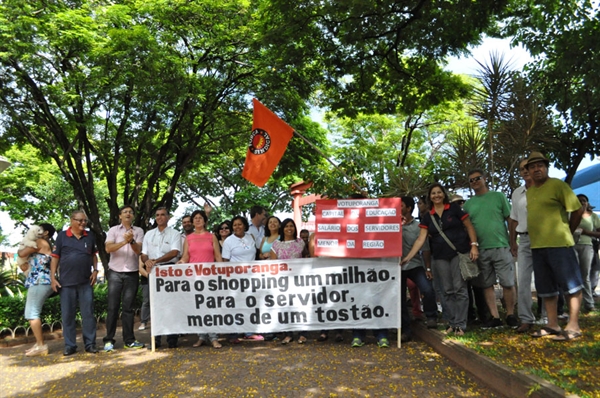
[211, 340, 222, 349]
[281, 336, 293, 345]
[334, 333, 344, 343]
[551, 329, 582, 342]
[297, 336, 307, 344]
[530, 326, 561, 338]
[317, 333, 328, 342]
[193, 339, 205, 347]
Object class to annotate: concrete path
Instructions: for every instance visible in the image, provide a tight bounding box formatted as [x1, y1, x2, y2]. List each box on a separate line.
[1, 327, 497, 397]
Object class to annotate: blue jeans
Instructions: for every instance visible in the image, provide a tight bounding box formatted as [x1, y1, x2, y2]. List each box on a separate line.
[401, 267, 437, 335]
[60, 283, 96, 350]
[352, 329, 388, 341]
[532, 247, 583, 297]
[103, 270, 139, 345]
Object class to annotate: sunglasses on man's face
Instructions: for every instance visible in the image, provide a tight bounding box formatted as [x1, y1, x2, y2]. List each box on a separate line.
[469, 175, 483, 183]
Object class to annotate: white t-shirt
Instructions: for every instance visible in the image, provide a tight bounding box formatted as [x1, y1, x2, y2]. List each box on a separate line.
[509, 185, 528, 233]
[222, 233, 256, 262]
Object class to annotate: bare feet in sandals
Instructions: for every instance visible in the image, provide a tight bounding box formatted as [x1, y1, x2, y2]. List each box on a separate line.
[193, 339, 205, 347]
[211, 340, 222, 349]
[281, 336, 293, 345]
[530, 326, 561, 338]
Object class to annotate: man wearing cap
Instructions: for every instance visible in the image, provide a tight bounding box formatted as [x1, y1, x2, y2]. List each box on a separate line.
[463, 169, 517, 329]
[509, 159, 535, 333]
[526, 152, 584, 341]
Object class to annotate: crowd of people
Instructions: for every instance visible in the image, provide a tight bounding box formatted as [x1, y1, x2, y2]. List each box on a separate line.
[17, 151, 599, 356]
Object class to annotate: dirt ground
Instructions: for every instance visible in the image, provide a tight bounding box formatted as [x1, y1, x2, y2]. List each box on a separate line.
[1, 327, 497, 397]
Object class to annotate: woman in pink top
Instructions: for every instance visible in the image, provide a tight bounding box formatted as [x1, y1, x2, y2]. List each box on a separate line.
[271, 218, 306, 344]
[178, 209, 222, 348]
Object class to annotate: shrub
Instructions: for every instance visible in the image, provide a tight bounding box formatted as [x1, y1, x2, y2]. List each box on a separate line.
[0, 282, 143, 331]
[0, 295, 27, 330]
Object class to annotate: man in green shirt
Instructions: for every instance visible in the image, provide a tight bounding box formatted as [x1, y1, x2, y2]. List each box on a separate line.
[526, 152, 584, 341]
[464, 169, 517, 330]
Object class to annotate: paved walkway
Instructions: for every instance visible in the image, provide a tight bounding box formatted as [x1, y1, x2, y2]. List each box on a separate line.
[1, 327, 497, 397]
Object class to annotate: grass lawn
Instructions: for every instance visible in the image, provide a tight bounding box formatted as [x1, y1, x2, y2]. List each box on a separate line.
[449, 308, 599, 397]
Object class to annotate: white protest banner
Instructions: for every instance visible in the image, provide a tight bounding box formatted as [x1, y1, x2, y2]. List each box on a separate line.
[149, 257, 399, 336]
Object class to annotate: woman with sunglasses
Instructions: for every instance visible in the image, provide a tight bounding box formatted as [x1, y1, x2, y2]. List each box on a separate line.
[214, 220, 233, 253]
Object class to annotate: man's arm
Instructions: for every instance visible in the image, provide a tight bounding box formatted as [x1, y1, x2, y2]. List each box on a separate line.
[50, 256, 61, 292]
[422, 250, 433, 280]
[508, 217, 518, 257]
[569, 207, 584, 234]
[130, 228, 143, 255]
[90, 255, 98, 286]
[154, 250, 180, 265]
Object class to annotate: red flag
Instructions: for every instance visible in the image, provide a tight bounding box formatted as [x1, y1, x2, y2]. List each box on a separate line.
[242, 99, 295, 187]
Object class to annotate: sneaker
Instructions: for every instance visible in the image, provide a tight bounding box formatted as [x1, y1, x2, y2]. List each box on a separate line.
[104, 342, 114, 352]
[124, 341, 145, 349]
[378, 338, 390, 348]
[505, 315, 519, 329]
[25, 344, 48, 357]
[138, 323, 146, 330]
[351, 338, 364, 347]
[481, 318, 503, 330]
[535, 316, 548, 325]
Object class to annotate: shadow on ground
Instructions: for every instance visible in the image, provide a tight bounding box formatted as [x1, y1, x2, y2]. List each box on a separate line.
[2, 329, 497, 397]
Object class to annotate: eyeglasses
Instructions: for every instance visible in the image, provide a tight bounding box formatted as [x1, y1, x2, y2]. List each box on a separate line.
[469, 175, 483, 183]
[220, 227, 230, 231]
[72, 218, 88, 224]
[121, 210, 134, 214]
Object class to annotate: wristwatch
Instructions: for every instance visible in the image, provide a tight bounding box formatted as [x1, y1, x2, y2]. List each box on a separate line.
[471, 242, 479, 246]
[130, 239, 136, 245]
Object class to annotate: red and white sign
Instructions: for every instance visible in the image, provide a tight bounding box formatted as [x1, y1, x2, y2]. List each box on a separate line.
[314, 198, 402, 258]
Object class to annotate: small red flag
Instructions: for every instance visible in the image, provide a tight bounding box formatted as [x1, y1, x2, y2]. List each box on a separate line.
[242, 99, 295, 187]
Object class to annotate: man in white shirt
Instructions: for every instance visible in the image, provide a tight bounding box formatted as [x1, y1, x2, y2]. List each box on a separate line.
[140, 207, 182, 348]
[509, 159, 535, 333]
[248, 205, 266, 249]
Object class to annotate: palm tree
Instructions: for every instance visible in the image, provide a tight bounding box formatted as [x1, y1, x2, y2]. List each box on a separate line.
[472, 52, 514, 186]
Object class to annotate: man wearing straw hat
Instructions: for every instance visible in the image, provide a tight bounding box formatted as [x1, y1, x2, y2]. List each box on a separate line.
[525, 151, 584, 341]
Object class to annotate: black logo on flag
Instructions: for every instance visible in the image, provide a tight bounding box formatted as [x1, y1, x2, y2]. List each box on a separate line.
[248, 129, 271, 155]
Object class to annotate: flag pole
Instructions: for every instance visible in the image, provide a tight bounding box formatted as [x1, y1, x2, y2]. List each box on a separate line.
[292, 130, 364, 193]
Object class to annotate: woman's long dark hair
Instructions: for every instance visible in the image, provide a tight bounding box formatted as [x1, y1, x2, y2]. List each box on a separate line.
[427, 183, 450, 209]
[278, 218, 298, 241]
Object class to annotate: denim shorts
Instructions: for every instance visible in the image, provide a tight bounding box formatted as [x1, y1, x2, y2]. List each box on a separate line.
[532, 247, 583, 297]
[24, 284, 54, 320]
